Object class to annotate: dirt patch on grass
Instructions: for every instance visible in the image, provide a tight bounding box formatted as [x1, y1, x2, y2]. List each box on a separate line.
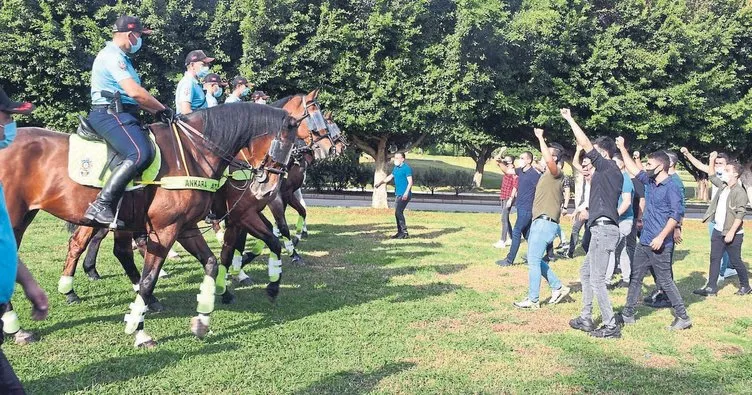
[491, 310, 568, 334]
[638, 353, 679, 369]
[512, 343, 575, 376]
[436, 264, 529, 293]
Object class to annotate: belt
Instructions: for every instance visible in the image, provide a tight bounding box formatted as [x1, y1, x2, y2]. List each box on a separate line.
[91, 104, 140, 115]
[590, 217, 617, 227]
[536, 214, 558, 224]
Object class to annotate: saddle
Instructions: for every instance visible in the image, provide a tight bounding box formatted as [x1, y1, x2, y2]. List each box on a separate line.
[69, 116, 161, 191]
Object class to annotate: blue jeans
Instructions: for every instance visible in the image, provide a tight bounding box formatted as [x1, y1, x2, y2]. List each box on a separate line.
[526, 218, 562, 302]
[708, 221, 733, 278]
[505, 209, 533, 263]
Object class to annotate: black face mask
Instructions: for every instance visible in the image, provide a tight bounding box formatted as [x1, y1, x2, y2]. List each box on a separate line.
[646, 168, 659, 180]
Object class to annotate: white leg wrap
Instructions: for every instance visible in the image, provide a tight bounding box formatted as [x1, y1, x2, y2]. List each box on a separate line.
[198, 313, 210, 326]
[237, 270, 250, 282]
[132, 283, 140, 292]
[268, 257, 282, 282]
[124, 295, 147, 335]
[134, 330, 153, 346]
[284, 239, 295, 254]
[58, 275, 74, 294]
[196, 275, 216, 314]
[231, 255, 242, 272]
[273, 227, 281, 237]
[2, 311, 20, 334]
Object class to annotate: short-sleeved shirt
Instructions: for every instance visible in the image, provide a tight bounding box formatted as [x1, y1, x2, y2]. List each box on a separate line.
[90, 42, 141, 106]
[618, 171, 634, 221]
[500, 174, 518, 200]
[175, 73, 207, 113]
[532, 170, 564, 221]
[392, 163, 413, 197]
[636, 171, 683, 248]
[585, 149, 623, 223]
[670, 172, 686, 218]
[515, 167, 541, 213]
[225, 94, 241, 104]
[0, 184, 17, 304]
[632, 176, 645, 218]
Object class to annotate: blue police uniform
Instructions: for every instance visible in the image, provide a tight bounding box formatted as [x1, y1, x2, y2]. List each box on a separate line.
[175, 73, 207, 113]
[88, 41, 154, 173]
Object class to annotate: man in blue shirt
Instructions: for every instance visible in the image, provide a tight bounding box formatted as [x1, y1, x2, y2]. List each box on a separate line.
[225, 76, 252, 104]
[0, 86, 50, 393]
[85, 15, 174, 227]
[374, 152, 413, 239]
[616, 137, 691, 331]
[605, 152, 634, 288]
[496, 149, 541, 266]
[176, 50, 215, 114]
[202, 73, 226, 108]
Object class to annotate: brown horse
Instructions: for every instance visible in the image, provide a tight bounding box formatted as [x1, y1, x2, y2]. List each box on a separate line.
[59, 90, 333, 303]
[0, 103, 297, 347]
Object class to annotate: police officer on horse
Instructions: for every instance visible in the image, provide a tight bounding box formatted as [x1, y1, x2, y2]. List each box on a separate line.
[84, 15, 174, 227]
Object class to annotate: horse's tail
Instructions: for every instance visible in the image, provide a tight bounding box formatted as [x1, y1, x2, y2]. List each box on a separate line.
[65, 222, 78, 234]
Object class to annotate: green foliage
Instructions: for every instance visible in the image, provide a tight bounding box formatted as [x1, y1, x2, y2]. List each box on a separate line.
[415, 167, 448, 195]
[446, 170, 474, 196]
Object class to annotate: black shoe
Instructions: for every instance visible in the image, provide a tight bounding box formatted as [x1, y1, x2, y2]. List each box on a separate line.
[396, 233, 408, 239]
[84, 159, 137, 228]
[496, 258, 513, 267]
[390, 233, 401, 239]
[735, 286, 752, 295]
[668, 316, 692, 330]
[646, 297, 672, 309]
[569, 317, 595, 332]
[590, 325, 621, 339]
[644, 288, 662, 304]
[692, 287, 717, 297]
[616, 312, 636, 325]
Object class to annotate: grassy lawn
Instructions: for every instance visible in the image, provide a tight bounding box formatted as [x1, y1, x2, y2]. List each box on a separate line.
[7, 209, 751, 394]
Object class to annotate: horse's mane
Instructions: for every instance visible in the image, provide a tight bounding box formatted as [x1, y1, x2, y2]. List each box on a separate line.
[188, 103, 290, 155]
[271, 95, 298, 108]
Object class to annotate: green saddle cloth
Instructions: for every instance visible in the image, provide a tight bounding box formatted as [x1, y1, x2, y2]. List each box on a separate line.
[68, 133, 161, 191]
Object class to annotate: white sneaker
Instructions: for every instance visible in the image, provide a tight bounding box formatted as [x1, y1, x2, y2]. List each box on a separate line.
[513, 298, 540, 309]
[549, 285, 571, 304]
[493, 240, 506, 248]
[505, 239, 513, 247]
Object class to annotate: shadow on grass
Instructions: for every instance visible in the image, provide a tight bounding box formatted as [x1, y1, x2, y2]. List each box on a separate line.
[23, 342, 241, 394]
[292, 362, 416, 395]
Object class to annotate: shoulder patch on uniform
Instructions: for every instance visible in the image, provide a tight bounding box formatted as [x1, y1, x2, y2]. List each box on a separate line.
[118, 59, 126, 70]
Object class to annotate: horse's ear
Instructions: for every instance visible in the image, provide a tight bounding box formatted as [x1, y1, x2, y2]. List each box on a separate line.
[306, 88, 321, 101]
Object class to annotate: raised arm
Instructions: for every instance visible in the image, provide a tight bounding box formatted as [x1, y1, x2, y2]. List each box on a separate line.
[535, 128, 560, 177]
[680, 147, 710, 174]
[616, 137, 641, 177]
[560, 109, 593, 152]
[494, 147, 516, 175]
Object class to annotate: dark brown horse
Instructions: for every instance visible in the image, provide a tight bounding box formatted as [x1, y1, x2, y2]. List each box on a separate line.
[0, 103, 297, 347]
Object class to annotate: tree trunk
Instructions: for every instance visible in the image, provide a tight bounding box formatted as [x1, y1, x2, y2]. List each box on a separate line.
[372, 137, 389, 208]
[467, 144, 494, 189]
[697, 178, 709, 201]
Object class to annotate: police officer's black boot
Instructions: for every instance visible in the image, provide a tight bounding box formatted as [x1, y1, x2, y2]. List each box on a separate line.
[84, 159, 137, 228]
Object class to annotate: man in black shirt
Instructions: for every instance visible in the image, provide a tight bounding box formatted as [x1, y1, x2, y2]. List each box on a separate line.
[561, 109, 624, 339]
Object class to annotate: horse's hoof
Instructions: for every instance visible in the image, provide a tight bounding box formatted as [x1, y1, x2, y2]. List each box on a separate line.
[221, 291, 236, 305]
[301, 231, 308, 239]
[266, 282, 280, 301]
[235, 277, 253, 287]
[190, 317, 210, 339]
[14, 330, 36, 345]
[291, 253, 305, 266]
[65, 291, 81, 305]
[136, 339, 158, 349]
[86, 270, 101, 281]
[146, 300, 165, 313]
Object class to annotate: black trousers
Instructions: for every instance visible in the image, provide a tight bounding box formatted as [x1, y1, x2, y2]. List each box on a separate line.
[708, 230, 749, 291]
[568, 218, 591, 256]
[395, 196, 411, 234]
[0, 306, 25, 394]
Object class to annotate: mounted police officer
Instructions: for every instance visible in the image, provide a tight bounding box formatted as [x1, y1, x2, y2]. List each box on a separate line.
[203, 73, 226, 108]
[225, 76, 252, 104]
[85, 15, 174, 227]
[176, 50, 215, 114]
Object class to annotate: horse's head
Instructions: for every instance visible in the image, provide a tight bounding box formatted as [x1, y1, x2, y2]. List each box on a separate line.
[323, 111, 347, 156]
[242, 112, 298, 199]
[276, 89, 337, 161]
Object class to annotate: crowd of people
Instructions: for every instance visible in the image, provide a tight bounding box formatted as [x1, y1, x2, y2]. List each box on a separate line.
[494, 109, 752, 338]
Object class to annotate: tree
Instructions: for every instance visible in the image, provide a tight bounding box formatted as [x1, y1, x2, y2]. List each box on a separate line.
[416, 168, 447, 195]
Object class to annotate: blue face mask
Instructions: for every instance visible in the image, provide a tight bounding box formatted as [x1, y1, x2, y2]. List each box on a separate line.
[196, 66, 210, 79]
[129, 35, 142, 54]
[0, 121, 17, 149]
[213, 88, 223, 98]
[241, 87, 251, 97]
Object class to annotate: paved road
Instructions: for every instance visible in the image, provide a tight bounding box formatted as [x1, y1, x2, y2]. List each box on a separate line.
[307, 198, 707, 220]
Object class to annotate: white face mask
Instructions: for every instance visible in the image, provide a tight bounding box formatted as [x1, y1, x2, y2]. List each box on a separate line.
[720, 172, 731, 183]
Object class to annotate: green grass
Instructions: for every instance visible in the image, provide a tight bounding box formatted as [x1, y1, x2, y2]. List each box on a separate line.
[7, 209, 752, 394]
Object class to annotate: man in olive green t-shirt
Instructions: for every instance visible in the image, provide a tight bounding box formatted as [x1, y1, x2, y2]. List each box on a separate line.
[513, 128, 571, 309]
